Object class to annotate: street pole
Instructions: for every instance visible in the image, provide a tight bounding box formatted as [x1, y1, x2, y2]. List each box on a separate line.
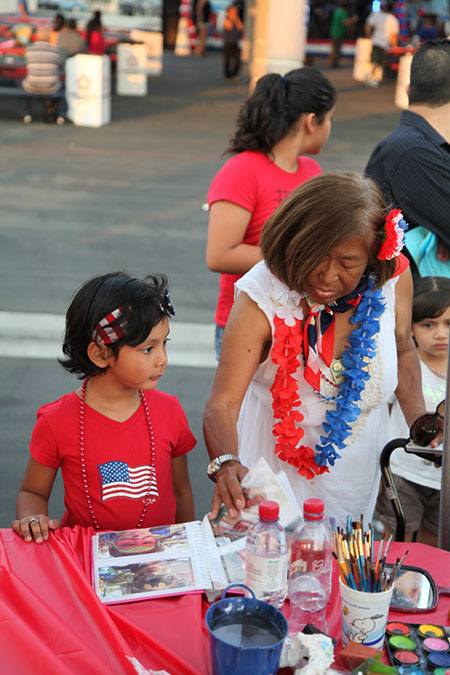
[249, 0, 309, 91]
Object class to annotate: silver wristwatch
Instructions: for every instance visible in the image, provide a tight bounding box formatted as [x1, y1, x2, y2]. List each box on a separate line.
[206, 454, 241, 482]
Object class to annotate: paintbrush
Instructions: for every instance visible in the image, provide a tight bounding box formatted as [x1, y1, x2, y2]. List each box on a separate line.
[388, 549, 409, 589]
[380, 528, 394, 577]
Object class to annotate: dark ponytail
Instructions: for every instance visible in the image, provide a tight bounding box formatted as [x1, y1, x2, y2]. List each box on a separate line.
[227, 67, 336, 155]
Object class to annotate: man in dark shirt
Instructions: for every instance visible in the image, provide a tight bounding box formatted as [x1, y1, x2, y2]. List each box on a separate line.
[365, 39, 450, 265]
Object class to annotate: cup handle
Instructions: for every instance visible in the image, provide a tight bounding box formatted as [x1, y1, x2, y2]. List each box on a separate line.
[220, 583, 255, 603]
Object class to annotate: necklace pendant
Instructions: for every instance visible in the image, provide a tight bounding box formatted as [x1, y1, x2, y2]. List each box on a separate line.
[330, 359, 346, 385]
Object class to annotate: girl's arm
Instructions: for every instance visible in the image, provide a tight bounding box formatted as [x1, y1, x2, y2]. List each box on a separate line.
[203, 292, 272, 519]
[206, 201, 263, 275]
[172, 454, 195, 523]
[13, 456, 60, 543]
[394, 267, 430, 428]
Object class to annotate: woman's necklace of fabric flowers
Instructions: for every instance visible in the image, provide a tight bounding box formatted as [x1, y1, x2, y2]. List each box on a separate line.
[270, 285, 385, 479]
[269, 209, 407, 480]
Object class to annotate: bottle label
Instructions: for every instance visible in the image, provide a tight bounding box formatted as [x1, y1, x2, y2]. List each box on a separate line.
[290, 540, 331, 576]
[245, 551, 288, 594]
[290, 557, 327, 576]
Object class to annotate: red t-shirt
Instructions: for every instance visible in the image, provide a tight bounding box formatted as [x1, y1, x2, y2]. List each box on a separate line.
[82, 29, 106, 55]
[208, 150, 322, 327]
[30, 389, 196, 531]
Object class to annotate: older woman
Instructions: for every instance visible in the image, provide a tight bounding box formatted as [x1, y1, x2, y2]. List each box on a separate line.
[203, 172, 434, 528]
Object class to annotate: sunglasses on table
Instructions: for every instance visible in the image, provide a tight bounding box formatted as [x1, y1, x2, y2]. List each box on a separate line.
[409, 400, 445, 447]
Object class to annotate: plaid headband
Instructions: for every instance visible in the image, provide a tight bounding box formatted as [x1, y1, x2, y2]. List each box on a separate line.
[93, 307, 127, 344]
[93, 290, 175, 344]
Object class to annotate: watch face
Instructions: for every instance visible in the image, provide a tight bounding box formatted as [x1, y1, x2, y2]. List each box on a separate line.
[207, 459, 219, 476]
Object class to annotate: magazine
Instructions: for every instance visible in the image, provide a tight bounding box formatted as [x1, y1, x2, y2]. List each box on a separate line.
[92, 517, 231, 604]
[92, 457, 301, 605]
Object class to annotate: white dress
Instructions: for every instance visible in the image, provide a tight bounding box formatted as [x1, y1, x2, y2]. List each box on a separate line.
[389, 360, 444, 491]
[235, 261, 399, 529]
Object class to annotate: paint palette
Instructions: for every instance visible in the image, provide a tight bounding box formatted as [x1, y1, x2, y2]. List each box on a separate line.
[385, 622, 450, 674]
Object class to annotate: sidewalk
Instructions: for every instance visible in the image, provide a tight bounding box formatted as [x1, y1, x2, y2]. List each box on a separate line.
[0, 50, 402, 321]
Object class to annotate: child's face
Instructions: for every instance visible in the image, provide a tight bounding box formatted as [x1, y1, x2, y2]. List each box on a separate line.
[412, 307, 450, 359]
[107, 316, 169, 391]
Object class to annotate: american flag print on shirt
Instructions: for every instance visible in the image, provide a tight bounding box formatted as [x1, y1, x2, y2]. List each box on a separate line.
[98, 461, 159, 502]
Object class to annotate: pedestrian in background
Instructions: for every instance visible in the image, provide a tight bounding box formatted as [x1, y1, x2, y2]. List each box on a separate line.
[222, 4, 243, 80]
[328, 0, 357, 68]
[195, 0, 212, 56]
[83, 10, 106, 56]
[49, 13, 64, 47]
[364, 0, 399, 86]
[22, 26, 65, 124]
[56, 18, 85, 57]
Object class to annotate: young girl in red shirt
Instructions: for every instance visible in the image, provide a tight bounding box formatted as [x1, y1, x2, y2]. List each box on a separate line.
[12, 272, 196, 543]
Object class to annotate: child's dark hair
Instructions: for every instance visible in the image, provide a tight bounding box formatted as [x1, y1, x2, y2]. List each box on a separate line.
[59, 271, 173, 378]
[227, 67, 336, 155]
[412, 276, 450, 323]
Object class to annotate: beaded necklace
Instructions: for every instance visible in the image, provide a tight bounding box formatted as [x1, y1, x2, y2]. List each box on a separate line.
[79, 377, 158, 530]
[429, 366, 446, 380]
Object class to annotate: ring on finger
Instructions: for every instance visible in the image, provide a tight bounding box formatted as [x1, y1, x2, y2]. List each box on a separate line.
[28, 517, 40, 526]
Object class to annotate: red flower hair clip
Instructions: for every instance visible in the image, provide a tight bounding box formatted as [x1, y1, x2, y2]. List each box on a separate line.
[377, 209, 408, 261]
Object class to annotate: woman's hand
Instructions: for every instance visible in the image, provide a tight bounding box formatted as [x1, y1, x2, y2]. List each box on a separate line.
[204, 293, 272, 520]
[12, 514, 60, 543]
[209, 461, 249, 520]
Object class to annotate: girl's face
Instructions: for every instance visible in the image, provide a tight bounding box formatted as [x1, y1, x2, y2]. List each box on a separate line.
[107, 316, 169, 391]
[412, 307, 450, 360]
[302, 235, 369, 304]
[303, 106, 335, 155]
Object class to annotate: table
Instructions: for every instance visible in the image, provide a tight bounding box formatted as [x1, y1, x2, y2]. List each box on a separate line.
[0, 527, 449, 674]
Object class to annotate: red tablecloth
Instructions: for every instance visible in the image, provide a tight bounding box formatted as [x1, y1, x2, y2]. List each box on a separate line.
[0, 527, 449, 674]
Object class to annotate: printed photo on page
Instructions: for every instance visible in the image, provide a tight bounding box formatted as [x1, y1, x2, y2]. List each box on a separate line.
[96, 524, 189, 559]
[97, 557, 196, 601]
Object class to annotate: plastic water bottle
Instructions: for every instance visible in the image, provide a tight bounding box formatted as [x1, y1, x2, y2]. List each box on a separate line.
[245, 500, 288, 609]
[288, 498, 332, 633]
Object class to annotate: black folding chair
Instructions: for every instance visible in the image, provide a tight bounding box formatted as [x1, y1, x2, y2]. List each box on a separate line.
[379, 439, 443, 542]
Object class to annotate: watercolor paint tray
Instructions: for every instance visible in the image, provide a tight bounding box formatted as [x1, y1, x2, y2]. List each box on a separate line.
[384, 621, 450, 674]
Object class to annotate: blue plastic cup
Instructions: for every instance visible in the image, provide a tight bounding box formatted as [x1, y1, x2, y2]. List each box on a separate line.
[205, 584, 288, 675]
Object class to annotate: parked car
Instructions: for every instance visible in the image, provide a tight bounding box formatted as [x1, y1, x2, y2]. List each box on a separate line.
[38, 0, 60, 9]
[57, 0, 88, 11]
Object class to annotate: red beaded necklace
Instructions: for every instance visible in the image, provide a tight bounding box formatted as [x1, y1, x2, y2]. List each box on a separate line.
[79, 377, 158, 531]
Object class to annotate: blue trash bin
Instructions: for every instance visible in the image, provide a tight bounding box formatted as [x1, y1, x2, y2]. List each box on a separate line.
[205, 584, 288, 675]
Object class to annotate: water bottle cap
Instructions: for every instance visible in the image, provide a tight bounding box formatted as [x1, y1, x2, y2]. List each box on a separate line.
[303, 498, 324, 521]
[258, 500, 279, 521]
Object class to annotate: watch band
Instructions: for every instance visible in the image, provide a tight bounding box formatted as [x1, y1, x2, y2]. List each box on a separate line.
[207, 454, 241, 482]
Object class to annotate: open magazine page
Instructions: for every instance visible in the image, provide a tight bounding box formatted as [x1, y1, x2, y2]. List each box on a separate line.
[92, 522, 214, 604]
[215, 536, 246, 585]
[199, 517, 229, 590]
[209, 457, 301, 541]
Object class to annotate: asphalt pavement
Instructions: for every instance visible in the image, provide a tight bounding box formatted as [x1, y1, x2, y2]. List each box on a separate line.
[0, 50, 402, 527]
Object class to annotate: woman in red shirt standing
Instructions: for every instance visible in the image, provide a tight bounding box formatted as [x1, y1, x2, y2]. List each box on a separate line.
[83, 10, 106, 55]
[206, 67, 337, 358]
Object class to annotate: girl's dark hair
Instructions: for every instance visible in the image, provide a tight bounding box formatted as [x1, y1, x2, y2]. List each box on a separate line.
[261, 171, 397, 293]
[59, 271, 173, 379]
[412, 276, 450, 323]
[227, 67, 336, 155]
